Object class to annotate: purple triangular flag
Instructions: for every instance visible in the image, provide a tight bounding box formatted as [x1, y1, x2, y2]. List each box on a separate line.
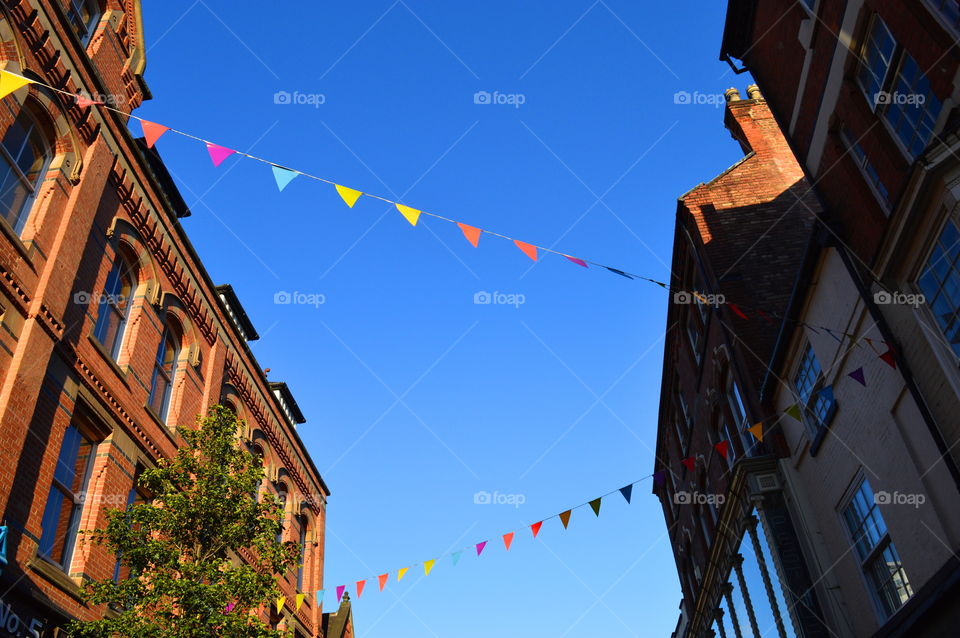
[652, 470, 666, 486]
[848, 367, 866, 387]
[206, 142, 236, 167]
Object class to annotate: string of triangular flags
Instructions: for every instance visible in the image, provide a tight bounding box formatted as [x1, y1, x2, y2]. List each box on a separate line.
[0, 71, 907, 346]
[265, 475, 651, 610]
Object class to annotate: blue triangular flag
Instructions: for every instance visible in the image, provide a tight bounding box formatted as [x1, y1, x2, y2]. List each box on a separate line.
[452, 551, 462, 566]
[316, 589, 324, 605]
[271, 165, 299, 192]
[619, 484, 633, 504]
[818, 384, 835, 403]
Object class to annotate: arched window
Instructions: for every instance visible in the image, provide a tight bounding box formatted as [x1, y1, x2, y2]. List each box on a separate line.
[148, 318, 181, 421]
[0, 106, 52, 234]
[93, 253, 136, 359]
[66, 0, 102, 46]
[275, 483, 288, 544]
[296, 513, 309, 590]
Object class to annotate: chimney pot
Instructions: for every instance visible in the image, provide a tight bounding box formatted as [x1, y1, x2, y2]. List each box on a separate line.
[724, 88, 741, 102]
[746, 84, 762, 100]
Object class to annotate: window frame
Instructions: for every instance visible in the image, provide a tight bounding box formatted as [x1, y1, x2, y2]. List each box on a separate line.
[148, 319, 181, 422]
[65, 0, 103, 47]
[839, 124, 892, 211]
[0, 106, 53, 235]
[792, 341, 838, 452]
[916, 213, 960, 361]
[92, 253, 136, 360]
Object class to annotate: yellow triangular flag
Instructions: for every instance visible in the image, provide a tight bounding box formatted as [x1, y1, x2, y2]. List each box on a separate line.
[275, 596, 285, 614]
[424, 559, 435, 576]
[397, 567, 409, 581]
[396, 203, 421, 226]
[747, 422, 764, 442]
[0, 71, 32, 100]
[335, 184, 362, 208]
[295, 593, 305, 611]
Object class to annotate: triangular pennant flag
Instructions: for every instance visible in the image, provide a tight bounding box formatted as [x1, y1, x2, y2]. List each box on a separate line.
[747, 422, 765, 442]
[620, 484, 633, 503]
[397, 567, 409, 581]
[141, 120, 170, 148]
[424, 559, 435, 576]
[396, 203, 421, 226]
[378, 573, 389, 591]
[879, 348, 897, 369]
[652, 280, 668, 289]
[336, 585, 345, 603]
[589, 498, 602, 517]
[276, 597, 285, 613]
[714, 441, 729, 458]
[75, 94, 103, 108]
[458, 223, 481, 247]
[757, 310, 774, 325]
[681, 457, 696, 472]
[559, 510, 572, 529]
[205, 142, 236, 167]
[224, 602, 235, 614]
[817, 384, 835, 403]
[606, 267, 633, 279]
[652, 470, 666, 486]
[335, 184, 362, 208]
[0, 71, 32, 100]
[565, 255, 588, 268]
[316, 590, 325, 606]
[451, 552, 462, 566]
[476, 541, 487, 556]
[530, 521, 543, 538]
[514, 240, 538, 261]
[356, 580, 366, 599]
[785, 404, 803, 422]
[848, 367, 866, 387]
[295, 593, 305, 611]
[271, 165, 299, 191]
[503, 532, 514, 551]
[728, 303, 749, 320]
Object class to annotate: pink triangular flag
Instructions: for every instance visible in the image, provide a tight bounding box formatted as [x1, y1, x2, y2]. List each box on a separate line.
[458, 223, 481, 247]
[503, 532, 514, 551]
[514, 240, 538, 261]
[564, 255, 588, 268]
[336, 585, 345, 603]
[476, 541, 487, 556]
[205, 142, 236, 167]
[75, 95, 103, 108]
[530, 521, 543, 538]
[141, 120, 169, 148]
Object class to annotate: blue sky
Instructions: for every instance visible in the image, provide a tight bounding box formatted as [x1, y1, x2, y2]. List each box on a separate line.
[138, 2, 750, 635]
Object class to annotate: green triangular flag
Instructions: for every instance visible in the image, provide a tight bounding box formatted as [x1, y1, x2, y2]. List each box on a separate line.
[589, 497, 602, 516]
[785, 403, 803, 422]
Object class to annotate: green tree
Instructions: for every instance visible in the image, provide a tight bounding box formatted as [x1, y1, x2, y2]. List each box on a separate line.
[67, 406, 300, 638]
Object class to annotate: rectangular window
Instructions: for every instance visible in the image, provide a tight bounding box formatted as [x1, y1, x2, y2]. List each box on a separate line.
[39, 423, 96, 569]
[840, 125, 891, 208]
[926, 0, 960, 32]
[793, 343, 836, 439]
[858, 15, 944, 159]
[842, 478, 913, 618]
[918, 218, 960, 357]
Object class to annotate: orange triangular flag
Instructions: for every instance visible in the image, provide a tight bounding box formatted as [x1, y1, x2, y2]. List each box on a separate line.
[559, 510, 572, 529]
[458, 223, 481, 247]
[356, 580, 366, 599]
[378, 573, 389, 591]
[335, 184, 362, 208]
[141, 120, 170, 148]
[396, 203, 421, 226]
[747, 422, 764, 442]
[514, 240, 538, 261]
[503, 532, 514, 551]
[531, 521, 543, 538]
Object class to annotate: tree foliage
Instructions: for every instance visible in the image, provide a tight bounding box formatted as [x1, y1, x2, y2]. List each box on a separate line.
[67, 406, 299, 638]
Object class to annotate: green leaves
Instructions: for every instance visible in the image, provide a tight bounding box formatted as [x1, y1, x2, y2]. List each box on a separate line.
[67, 406, 299, 638]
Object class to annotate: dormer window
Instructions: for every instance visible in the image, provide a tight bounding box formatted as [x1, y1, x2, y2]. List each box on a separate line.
[66, 0, 102, 46]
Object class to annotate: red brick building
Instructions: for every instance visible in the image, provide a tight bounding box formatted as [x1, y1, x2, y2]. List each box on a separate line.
[0, 2, 344, 636]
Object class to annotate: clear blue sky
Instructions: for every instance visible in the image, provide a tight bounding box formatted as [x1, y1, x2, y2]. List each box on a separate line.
[138, 2, 749, 635]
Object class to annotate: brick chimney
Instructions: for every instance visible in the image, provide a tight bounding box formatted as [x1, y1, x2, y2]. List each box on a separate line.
[722, 85, 802, 182]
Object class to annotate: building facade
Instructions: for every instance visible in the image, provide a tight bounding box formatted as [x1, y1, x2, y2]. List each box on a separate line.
[0, 1, 342, 636]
